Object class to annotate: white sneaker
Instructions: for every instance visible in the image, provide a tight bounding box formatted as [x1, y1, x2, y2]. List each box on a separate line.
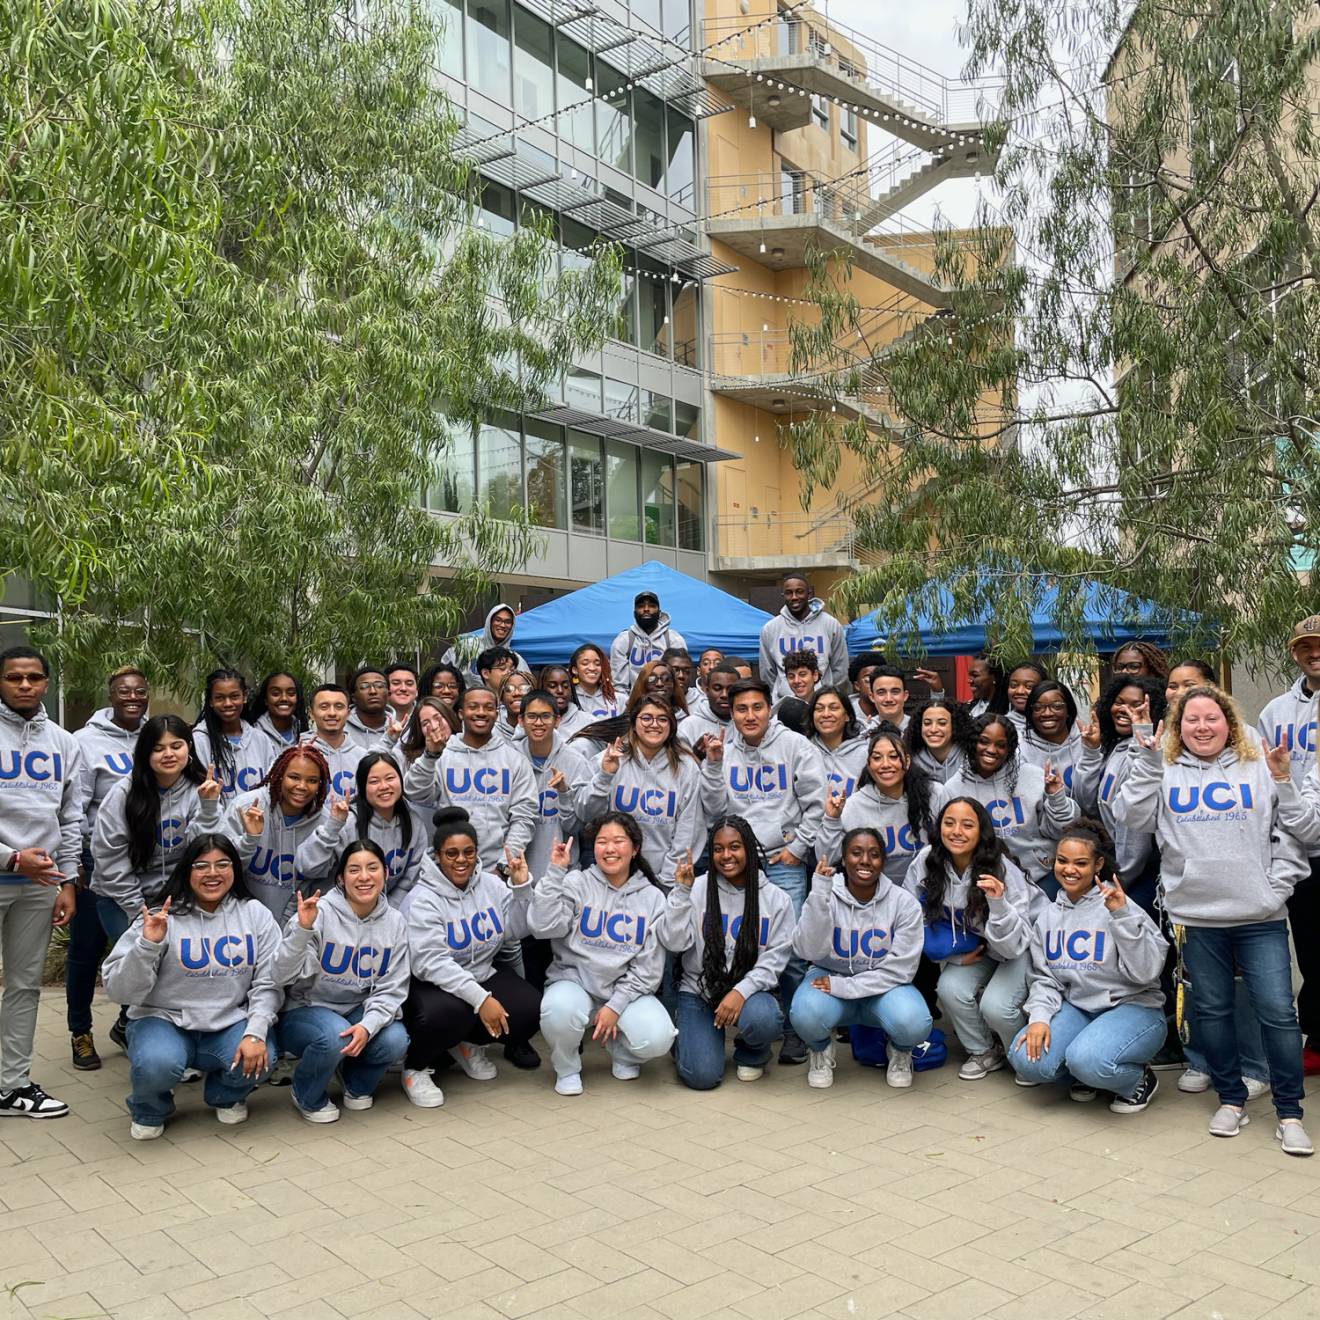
[341, 1092, 373, 1111]
[886, 1048, 914, 1089]
[611, 1060, 641, 1081]
[449, 1044, 497, 1081]
[293, 1095, 339, 1124]
[1177, 1068, 1211, 1093]
[555, 1073, 583, 1096]
[807, 1044, 836, 1089]
[1209, 1104, 1249, 1138]
[1277, 1119, 1315, 1157]
[958, 1047, 1006, 1081]
[1245, 1076, 1272, 1101]
[1014, 1075, 1040, 1088]
[130, 1121, 164, 1141]
[180, 1067, 203, 1083]
[401, 1068, 445, 1108]
[214, 1102, 248, 1125]
[735, 1065, 764, 1082]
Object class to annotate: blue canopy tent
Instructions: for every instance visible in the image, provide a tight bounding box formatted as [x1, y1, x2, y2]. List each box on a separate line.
[846, 576, 1198, 656]
[467, 561, 775, 668]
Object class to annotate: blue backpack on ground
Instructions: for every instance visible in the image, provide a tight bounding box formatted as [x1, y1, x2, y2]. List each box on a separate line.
[849, 1026, 947, 1071]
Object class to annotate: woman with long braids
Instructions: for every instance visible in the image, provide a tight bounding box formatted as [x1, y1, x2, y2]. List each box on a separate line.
[819, 727, 937, 884]
[905, 796, 1034, 1080]
[193, 668, 270, 801]
[222, 744, 330, 923]
[529, 812, 675, 1095]
[657, 816, 794, 1089]
[246, 672, 308, 755]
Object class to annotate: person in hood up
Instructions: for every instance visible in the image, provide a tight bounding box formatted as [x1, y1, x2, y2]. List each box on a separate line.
[904, 695, 969, 786]
[273, 838, 410, 1123]
[443, 604, 531, 679]
[759, 573, 849, 701]
[700, 678, 826, 1065]
[223, 744, 330, 924]
[302, 685, 370, 799]
[246, 672, 308, 754]
[790, 827, 932, 1091]
[192, 668, 271, 802]
[400, 809, 536, 1107]
[1258, 614, 1320, 1078]
[569, 643, 617, 721]
[658, 816, 793, 1090]
[610, 591, 686, 693]
[0, 646, 82, 1120]
[1118, 685, 1314, 1155]
[1008, 820, 1168, 1114]
[529, 812, 675, 1096]
[66, 666, 149, 1073]
[805, 686, 868, 802]
[905, 796, 1034, 1081]
[101, 833, 281, 1140]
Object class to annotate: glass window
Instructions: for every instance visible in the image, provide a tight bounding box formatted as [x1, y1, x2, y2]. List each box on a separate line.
[525, 419, 566, 529]
[467, 0, 511, 103]
[841, 107, 858, 150]
[564, 367, 601, 412]
[672, 279, 699, 368]
[663, 0, 689, 42]
[666, 109, 694, 203]
[781, 166, 805, 214]
[642, 391, 672, 432]
[642, 451, 675, 547]
[476, 415, 522, 518]
[560, 215, 594, 276]
[674, 400, 700, 439]
[556, 35, 594, 152]
[477, 180, 515, 237]
[633, 89, 666, 190]
[437, 0, 463, 78]
[811, 93, 829, 131]
[615, 248, 637, 345]
[676, 459, 704, 550]
[637, 256, 670, 357]
[606, 439, 641, 541]
[605, 377, 638, 422]
[568, 430, 604, 535]
[632, 0, 662, 31]
[432, 422, 476, 513]
[514, 9, 554, 120]
[596, 61, 630, 174]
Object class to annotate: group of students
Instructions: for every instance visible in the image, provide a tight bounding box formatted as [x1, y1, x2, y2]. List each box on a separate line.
[0, 578, 1316, 1159]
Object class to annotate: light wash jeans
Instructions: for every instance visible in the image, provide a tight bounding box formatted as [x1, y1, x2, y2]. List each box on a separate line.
[1007, 1001, 1166, 1097]
[539, 979, 676, 1079]
[790, 973, 932, 1054]
[765, 858, 808, 1010]
[674, 990, 782, 1089]
[935, 954, 1029, 1055]
[278, 1004, 409, 1111]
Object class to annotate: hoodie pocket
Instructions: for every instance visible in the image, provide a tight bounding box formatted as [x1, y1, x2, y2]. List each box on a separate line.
[1172, 859, 1280, 923]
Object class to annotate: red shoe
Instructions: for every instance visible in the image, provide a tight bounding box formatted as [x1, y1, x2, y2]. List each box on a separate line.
[1302, 1046, 1320, 1077]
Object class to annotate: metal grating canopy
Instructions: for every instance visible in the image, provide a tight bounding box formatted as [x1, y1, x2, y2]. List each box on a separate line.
[531, 405, 739, 462]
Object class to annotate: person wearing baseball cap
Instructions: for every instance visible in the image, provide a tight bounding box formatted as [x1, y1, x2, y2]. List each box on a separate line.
[609, 591, 686, 694]
[1258, 614, 1320, 1075]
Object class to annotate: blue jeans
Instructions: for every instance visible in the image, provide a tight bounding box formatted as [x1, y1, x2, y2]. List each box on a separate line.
[125, 1016, 276, 1124]
[1182, 922, 1304, 1118]
[97, 896, 132, 947]
[673, 990, 782, 1089]
[279, 1005, 409, 1110]
[766, 859, 808, 1014]
[789, 973, 933, 1053]
[1183, 977, 1268, 1083]
[64, 849, 108, 1033]
[1007, 1001, 1166, 1097]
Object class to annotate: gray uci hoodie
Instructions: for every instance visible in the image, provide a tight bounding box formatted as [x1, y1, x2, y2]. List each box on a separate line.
[529, 863, 668, 1015]
[407, 855, 531, 1007]
[301, 732, 367, 800]
[759, 599, 849, 699]
[1072, 741, 1155, 884]
[0, 700, 84, 879]
[903, 845, 1034, 959]
[610, 613, 686, 693]
[699, 722, 826, 862]
[90, 777, 221, 915]
[521, 734, 592, 879]
[817, 783, 930, 885]
[792, 871, 924, 999]
[74, 708, 139, 840]
[656, 872, 794, 1002]
[1023, 886, 1167, 1025]
[101, 895, 281, 1039]
[192, 722, 272, 801]
[1115, 741, 1310, 927]
[220, 788, 322, 924]
[816, 735, 869, 799]
[272, 887, 410, 1038]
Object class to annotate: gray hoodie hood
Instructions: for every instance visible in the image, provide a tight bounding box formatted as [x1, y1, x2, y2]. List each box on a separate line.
[0, 700, 84, 878]
[74, 707, 139, 838]
[759, 599, 847, 697]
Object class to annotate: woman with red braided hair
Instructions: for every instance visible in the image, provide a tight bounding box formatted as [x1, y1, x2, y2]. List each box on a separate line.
[221, 744, 331, 924]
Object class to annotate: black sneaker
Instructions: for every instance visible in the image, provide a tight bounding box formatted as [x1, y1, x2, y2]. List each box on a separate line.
[108, 1013, 128, 1051]
[778, 1030, 807, 1066]
[1149, 1036, 1185, 1071]
[503, 1039, 541, 1070]
[1109, 1067, 1159, 1115]
[0, 1083, 69, 1119]
[70, 1032, 102, 1071]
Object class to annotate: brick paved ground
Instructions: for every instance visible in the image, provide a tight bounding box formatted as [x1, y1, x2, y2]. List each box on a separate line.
[3, 993, 1320, 1320]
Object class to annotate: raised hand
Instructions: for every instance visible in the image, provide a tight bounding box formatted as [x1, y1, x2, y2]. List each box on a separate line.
[240, 801, 265, 837]
[328, 790, 351, 824]
[478, 994, 510, 1038]
[141, 897, 172, 943]
[602, 738, 624, 774]
[706, 730, 725, 764]
[976, 872, 1006, 900]
[1267, 740, 1292, 783]
[1079, 712, 1101, 749]
[295, 889, 322, 930]
[911, 667, 944, 693]
[673, 848, 695, 888]
[386, 716, 406, 742]
[814, 854, 835, 881]
[504, 847, 530, 887]
[423, 718, 450, 755]
[549, 838, 573, 869]
[1097, 874, 1127, 911]
[824, 785, 846, 819]
[1043, 761, 1065, 796]
[547, 767, 567, 793]
[339, 1024, 370, 1057]
[198, 763, 222, 802]
[1133, 719, 1165, 752]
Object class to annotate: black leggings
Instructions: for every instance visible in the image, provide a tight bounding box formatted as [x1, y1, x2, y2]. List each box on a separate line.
[403, 968, 542, 1070]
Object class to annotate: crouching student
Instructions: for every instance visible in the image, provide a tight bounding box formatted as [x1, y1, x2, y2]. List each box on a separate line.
[658, 817, 794, 1089]
[273, 840, 410, 1122]
[400, 810, 537, 1107]
[906, 797, 1033, 1080]
[1008, 821, 1168, 1112]
[101, 835, 280, 1140]
[529, 812, 675, 1095]
[789, 828, 932, 1090]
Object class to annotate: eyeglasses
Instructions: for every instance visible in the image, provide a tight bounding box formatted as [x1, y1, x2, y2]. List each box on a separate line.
[636, 714, 671, 727]
[523, 712, 555, 723]
[191, 859, 234, 874]
[112, 687, 149, 698]
[357, 681, 386, 692]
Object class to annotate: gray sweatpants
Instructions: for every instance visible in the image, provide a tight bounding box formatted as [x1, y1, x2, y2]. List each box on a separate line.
[0, 882, 56, 1091]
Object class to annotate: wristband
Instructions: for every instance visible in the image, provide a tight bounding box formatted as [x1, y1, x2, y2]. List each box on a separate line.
[7, 850, 20, 872]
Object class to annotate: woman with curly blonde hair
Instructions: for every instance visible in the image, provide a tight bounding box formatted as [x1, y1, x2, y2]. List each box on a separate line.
[1116, 683, 1315, 1155]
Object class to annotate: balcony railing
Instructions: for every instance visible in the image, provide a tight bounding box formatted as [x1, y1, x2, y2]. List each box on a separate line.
[714, 511, 886, 565]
